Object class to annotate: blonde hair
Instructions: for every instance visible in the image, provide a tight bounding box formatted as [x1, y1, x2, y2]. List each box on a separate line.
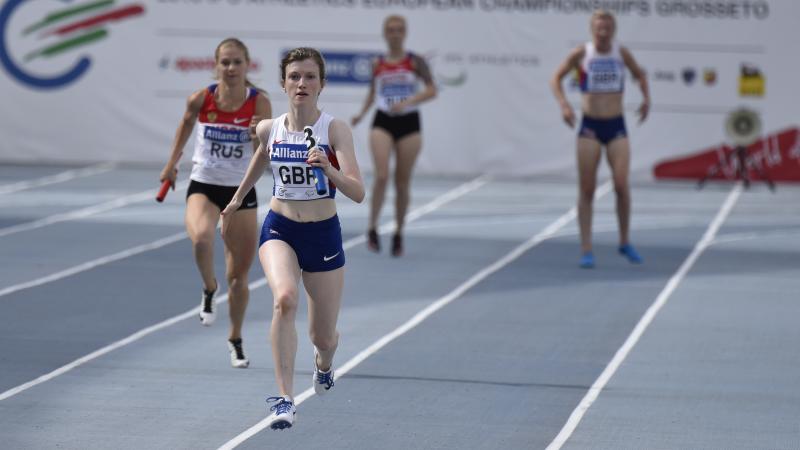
[383, 14, 406, 30]
[590, 9, 616, 30]
[214, 37, 258, 89]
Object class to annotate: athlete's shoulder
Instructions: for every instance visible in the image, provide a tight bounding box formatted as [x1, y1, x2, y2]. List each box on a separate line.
[186, 87, 210, 111]
[256, 117, 277, 140]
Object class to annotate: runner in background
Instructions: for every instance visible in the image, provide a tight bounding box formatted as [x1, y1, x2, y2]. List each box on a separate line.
[159, 38, 271, 367]
[550, 10, 649, 268]
[352, 15, 437, 257]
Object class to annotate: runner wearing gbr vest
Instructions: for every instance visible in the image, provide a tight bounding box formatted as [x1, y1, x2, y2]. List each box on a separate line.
[221, 47, 364, 430]
[550, 9, 650, 269]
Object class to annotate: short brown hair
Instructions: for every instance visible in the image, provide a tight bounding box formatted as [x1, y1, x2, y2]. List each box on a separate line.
[280, 47, 326, 83]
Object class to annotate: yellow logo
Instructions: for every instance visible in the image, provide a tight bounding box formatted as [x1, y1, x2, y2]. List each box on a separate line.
[739, 63, 764, 97]
[207, 112, 217, 123]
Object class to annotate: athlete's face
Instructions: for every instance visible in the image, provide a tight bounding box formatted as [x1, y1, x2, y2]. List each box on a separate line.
[383, 19, 406, 49]
[591, 17, 615, 47]
[216, 44, 248, 84]
[283, 59, 324, 105]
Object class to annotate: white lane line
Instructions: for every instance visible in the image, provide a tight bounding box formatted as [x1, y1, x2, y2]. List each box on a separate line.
[546, 183, 743, 450]
[0, 179, 190, 238]
[0, 175, 488, 402]
[0, 232, 187, 300]
[712, 228, 800, 245]
[0, 163, 115, 195]
[217, 180, 613, 449]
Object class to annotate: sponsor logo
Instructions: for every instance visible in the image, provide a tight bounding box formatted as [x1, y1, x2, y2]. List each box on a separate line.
[651, 70, 676, 82]
[703, 68, 717, 86]
[159, 55, 261, 73]
[323, 252, 340, 262]
[296, 50, 379, 85]
[739, 63, 764, 97]
[681, 67, 696, 85]
[203, 127, 250, 143]
[653, 128, 800, 182]
[425, 51, 468, 88]
[233, 117, 248, 124]
[0, 0, 145, 89]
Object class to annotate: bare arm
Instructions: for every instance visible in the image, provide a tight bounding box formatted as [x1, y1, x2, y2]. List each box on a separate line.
[250, 92, 272, 150]
[160, 89, 204, 185]
[308, 118, 365, 203]
[549, 45, 584, 128]
[621, 46, 650, 123]
[389, 54, 437, 114]
[221, 119, 273, 223]
[351, 59, 377, 126]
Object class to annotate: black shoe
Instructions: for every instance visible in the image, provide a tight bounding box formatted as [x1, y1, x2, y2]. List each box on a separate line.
[391, 234, 403, 257]
[367, 229, 380, 252]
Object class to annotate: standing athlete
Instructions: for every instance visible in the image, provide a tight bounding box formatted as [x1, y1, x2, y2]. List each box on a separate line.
[550, 10, 650, 268]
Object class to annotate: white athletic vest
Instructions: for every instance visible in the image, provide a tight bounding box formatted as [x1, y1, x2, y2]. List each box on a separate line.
[267, 112, 339, 200]
[190, 85, 259, 186]
[579, 42, 625, 94]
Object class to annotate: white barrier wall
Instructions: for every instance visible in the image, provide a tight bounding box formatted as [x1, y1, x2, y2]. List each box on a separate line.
[1, 0, 796, 176]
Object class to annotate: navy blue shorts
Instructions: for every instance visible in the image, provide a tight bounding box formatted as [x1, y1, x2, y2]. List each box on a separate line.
[259, 210, 345, 273]
[578, 115, 627, 145]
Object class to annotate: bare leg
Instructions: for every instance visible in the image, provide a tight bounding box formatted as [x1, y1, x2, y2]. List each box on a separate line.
[260, 241, 302, 400]
[576, 138, 603, 254]
[606, 137, 632, 247]
[368, 128, 394, 232]
[303, 268, 344, 372]
[185, 194, 220, 293]
[393, 132, 422, 236]
[221, 207, 257, 340]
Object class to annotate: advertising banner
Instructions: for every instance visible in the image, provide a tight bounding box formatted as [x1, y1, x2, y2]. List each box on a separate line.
[1, 0, 797, 177]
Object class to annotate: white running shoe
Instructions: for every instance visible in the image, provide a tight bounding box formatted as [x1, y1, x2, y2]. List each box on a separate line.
[312, 348, 334, 395]
[266, 396, 296, 430]
[199, 288, 216, 326]
[227, 338, 249, 368]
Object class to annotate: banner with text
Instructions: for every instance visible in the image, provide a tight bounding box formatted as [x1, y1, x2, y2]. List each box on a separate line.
[1, 0, 797, 177]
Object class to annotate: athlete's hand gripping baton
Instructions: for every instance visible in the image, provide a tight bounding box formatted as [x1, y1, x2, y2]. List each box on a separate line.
[304, 126, 328, 196]
[156, 170, 176, 202]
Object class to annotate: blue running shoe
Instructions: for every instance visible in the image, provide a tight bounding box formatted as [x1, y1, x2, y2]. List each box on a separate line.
[618, 244, 643, 264]
[266, 396, 296, 430]
[579, 251, 595, 269]
[313, 349, 334, 395]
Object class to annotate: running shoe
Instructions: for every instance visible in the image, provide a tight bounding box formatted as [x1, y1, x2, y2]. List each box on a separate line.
[579, 251, 595, 269]
[391, 233, 403, 257]
[367, 229, 380, 253]
[199, 287, 216, 326]
[266, 396, 296, 430]
[618, 244, 643, 264]
[312, 348, 334, 395]
[227, 338, 249, 369]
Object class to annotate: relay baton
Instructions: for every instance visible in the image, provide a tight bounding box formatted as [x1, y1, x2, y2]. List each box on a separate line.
[156, 170, 176, 202]
[304, 126, 328, 195]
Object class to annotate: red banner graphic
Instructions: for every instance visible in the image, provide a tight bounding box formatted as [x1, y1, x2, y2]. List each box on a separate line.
[653, 127, 800, 183]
